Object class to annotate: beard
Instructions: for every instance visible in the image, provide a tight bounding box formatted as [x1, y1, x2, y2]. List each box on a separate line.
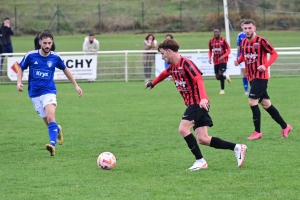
[247, 33, 254, 39]
[41, 47, 50, 54]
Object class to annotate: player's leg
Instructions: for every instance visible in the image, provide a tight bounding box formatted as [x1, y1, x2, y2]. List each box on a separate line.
[260, 96, 292, 138]
[145, 60, 151, 81]
[0, 55, 4, 77]
[148, 61, 152, 80]
[247, 79, 265, 140]
[179, 105, 206, 171]
[194, 109, 247, 168]
[31, 96, 54, 156]
[221, 63, 232, 84]
[42, 94, 60, 156]
[143, 58, 148, 81]
[214, 65, 223, 94]
[218, 69, 226, 94]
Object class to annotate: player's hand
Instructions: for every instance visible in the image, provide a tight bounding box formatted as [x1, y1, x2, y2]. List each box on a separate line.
[257, 65, 266, 72]
[220, 56, 224, 61]
[199, 99, 210, 111]
[208, 58, 212, 64]
[17, 83, 23, 92]
[145, 81, 154, 90]
[234, 59, 239, 66]
[76, 85, 83, 97]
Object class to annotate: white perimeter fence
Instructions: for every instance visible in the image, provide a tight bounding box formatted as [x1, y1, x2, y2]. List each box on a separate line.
[0, 47, 300, 83]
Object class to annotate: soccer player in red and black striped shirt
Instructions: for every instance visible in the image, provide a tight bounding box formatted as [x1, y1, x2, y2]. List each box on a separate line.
[235, 19, 292, 140]
[145, 39, 247, 171]
[208, 28, 232, 94]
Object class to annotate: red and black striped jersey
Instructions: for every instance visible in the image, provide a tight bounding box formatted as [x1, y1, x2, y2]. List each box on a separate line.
[152, 56, 209, 106]
[208, 37, 231, 65]
[240, 36, 276, 81]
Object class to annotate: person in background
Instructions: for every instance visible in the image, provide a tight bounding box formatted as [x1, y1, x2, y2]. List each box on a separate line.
[142, 33, 157, 82]
[236, 19, 249, 95]
[234, 19, 292, 140]
[83, 33, 99, 54]
[146, 39, 247, 171]
[208, 28, 232, 94]
[0, 17, 14, 77]
[83, 33, 100, 82]
[164, 34, 174, 69]
[165, 34, 173, 40]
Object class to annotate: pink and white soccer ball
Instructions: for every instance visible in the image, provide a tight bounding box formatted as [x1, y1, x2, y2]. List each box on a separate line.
[97, 152, 116, 170]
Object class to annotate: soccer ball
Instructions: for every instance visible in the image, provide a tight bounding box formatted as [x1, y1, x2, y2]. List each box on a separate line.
[97, 152, 116, 170]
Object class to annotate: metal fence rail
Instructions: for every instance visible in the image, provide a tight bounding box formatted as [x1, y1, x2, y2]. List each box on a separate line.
[0, 48, 299, 84]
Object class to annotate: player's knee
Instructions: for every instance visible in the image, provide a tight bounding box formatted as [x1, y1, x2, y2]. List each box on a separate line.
[178, 126, 189, 137]
[46, 115, 56, 123]
[260, 100, 271, 109]
[197, 136, 210, 145]
[215, 75, 220, 80]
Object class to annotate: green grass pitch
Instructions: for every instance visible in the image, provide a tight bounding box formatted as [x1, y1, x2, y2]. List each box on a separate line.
[0, 77, 299, 199]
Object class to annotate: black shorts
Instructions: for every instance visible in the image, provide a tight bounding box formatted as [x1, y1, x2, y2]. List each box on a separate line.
[182, 104, 213, 130]
[214, 63, 227, 74]
[249, 79, 270, 102]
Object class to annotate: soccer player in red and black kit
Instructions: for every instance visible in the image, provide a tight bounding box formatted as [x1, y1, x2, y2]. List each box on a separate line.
[234, 19, 292, 140]
[145, 39, 247, 171]
[208, 28, 232, 94]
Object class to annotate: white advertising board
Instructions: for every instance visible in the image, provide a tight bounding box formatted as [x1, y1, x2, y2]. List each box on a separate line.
[7, 55, 97, 81]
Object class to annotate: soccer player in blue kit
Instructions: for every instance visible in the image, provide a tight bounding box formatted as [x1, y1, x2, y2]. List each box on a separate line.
[17, 30, 83, 156]
[236, 19, 249, 95]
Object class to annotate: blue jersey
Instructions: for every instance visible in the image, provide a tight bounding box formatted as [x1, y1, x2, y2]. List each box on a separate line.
[236, 32, 246, 57]
[19, 50, 66, 98]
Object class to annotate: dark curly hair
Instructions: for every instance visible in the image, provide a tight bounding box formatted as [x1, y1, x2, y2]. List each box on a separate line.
[39, 29, 54, 40]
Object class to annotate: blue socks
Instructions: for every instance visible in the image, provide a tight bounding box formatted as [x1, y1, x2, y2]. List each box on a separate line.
[242, 77, 248, 92]
[48, 122, 59, 146]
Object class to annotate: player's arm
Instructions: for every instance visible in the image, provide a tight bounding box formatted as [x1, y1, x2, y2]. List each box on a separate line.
[264, 49, 278, 67]
[235, 54, 245, 66]
[62, 68, 83, 97]
[236, 46, 240, 59]
[221, 40, 231, 59]
[235, 40, 245, 66]
[17, 69, 24, 92]
[145, 70, 171, 89]
[236, 35, 241, 59]
[262, 39, 278, 68]
[17, 55, 29, 92]
[208, 40, 212, 64]
[196, 77, 210, 111]
[257, 49, 278, 72]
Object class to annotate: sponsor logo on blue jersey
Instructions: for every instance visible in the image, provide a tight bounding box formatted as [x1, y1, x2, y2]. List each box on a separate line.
[33, 69, 52, 79]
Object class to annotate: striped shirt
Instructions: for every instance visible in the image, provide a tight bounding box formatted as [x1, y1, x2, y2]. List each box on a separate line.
[240, 36, 276, 81]
[208, 37, 231, 65]
[152, 56, 208, 106]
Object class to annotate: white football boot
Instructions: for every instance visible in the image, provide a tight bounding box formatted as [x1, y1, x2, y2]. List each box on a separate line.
[234, 144, 247, 168]
[186, 158, 208, 171]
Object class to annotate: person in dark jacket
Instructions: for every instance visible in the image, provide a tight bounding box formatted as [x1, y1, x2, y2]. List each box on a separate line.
[0, 17, 14, 76]
[0, 41, 3, 54]
[34, 30, 56, 51]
